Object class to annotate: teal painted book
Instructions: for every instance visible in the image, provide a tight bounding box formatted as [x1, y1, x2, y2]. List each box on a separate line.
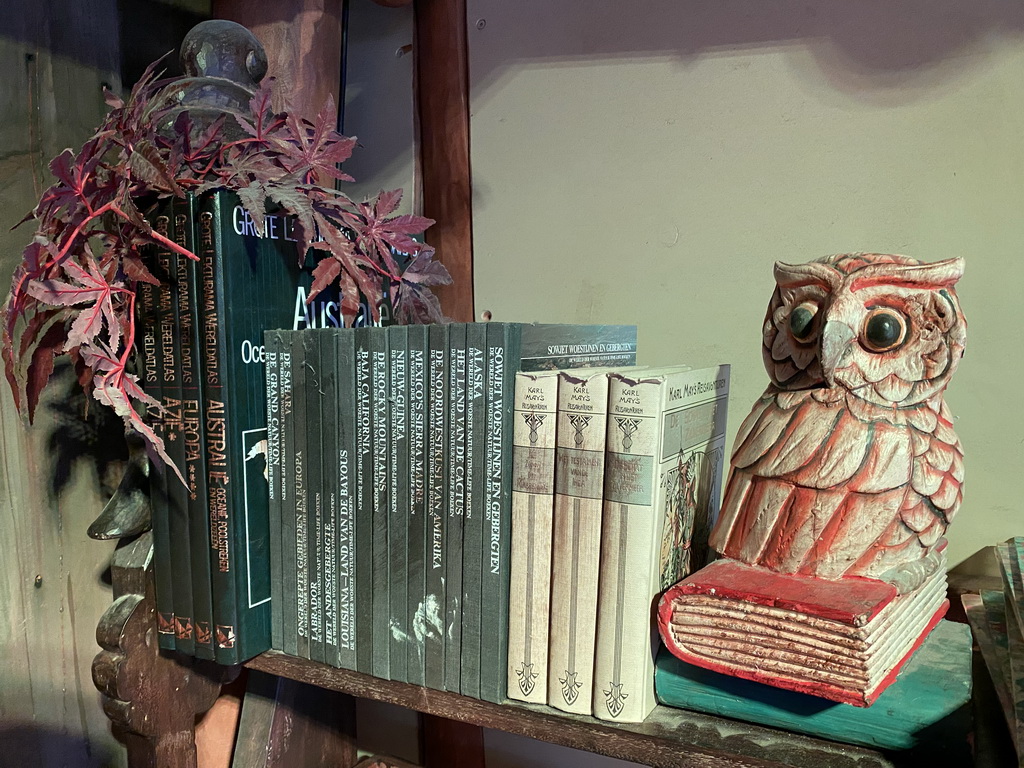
[655, 620, 972, 756]
[197, 190, 334, 663]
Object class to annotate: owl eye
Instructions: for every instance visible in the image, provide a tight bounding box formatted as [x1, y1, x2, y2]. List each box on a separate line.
[788, 302, 819, 342]
[862, 307, 908, 353]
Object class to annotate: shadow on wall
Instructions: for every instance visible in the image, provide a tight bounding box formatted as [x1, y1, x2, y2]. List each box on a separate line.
[0, 725, 121, 768]
[43, 361, 129, 512]
[469, 0, 1024, 103]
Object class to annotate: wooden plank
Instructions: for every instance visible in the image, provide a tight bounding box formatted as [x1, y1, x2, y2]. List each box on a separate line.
[0, 0, 126, 765]
[421, 715, 484, 768]
[232, 669, 357, 768]
[414, 0, 475, 321]
[212, 0, 344, 122]
[247, 652, 897, 768]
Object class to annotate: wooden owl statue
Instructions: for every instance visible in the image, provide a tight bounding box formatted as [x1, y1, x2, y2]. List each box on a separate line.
[708, 253, 966, 592]
[657, 253, 967, 706]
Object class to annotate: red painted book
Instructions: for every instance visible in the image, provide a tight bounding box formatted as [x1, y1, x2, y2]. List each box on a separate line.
[658, 554, 949, 707]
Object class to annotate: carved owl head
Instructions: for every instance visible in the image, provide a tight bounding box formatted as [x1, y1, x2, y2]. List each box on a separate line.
[763, 253, 967, 406]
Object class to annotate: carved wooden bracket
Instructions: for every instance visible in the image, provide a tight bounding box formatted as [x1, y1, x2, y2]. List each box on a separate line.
[92, 531, 226, 768]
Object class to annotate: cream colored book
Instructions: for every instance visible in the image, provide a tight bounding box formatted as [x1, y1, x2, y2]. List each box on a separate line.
[593, 365, 729, 722]
[507, 369, 560, 703]
[547, 367, 635, 714]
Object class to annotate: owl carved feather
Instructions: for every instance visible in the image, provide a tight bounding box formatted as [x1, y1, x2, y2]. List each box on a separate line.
[708, 253, 967, 594]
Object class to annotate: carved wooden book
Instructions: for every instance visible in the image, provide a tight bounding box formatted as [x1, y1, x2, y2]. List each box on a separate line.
[659, 552, 949, 706]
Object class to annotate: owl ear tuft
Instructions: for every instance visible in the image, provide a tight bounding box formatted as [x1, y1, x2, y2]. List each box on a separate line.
[850, 258, 964, 292]
[773, 261, 837, 289]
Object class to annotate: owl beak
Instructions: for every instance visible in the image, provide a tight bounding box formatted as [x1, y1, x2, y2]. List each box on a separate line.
[820, 321, 856, 386]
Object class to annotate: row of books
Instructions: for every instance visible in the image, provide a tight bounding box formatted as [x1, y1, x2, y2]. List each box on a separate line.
[962, 537, 1024, 760]
[144, 189, 359, 664]
[261, 322, 638, 702]
[506, 364, 731, 722]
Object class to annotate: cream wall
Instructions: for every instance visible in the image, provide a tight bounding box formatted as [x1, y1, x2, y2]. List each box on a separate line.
[467, 0, 1024, 576]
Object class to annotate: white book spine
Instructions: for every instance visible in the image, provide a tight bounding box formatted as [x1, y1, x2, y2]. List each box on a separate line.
[547, 370, 612, 714]
[506, 370, 559, 703]
[593, 365, 730, 722]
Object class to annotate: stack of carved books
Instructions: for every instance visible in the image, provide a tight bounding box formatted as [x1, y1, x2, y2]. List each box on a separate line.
[506, 365, 731, 723]
[263, 322, 638, 704]
[658, 547, 950, 707]
[962, 537, 1024, 762]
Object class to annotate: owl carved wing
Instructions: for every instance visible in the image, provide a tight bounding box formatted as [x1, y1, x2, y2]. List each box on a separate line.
[708, 387, 963, 586]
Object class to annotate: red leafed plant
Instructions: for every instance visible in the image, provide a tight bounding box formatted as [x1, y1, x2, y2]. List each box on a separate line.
[2, 62, 450, 479]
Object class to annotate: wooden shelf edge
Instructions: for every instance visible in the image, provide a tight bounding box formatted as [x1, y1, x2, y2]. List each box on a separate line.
[246, 652, 897, 768]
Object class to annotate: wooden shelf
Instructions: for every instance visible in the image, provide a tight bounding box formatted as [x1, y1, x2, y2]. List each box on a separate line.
[247, 652, 899, 768]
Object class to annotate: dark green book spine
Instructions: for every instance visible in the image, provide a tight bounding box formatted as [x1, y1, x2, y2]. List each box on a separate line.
[443, 323, 467, 692]
[388, 325, 409, 682]
[305, 332, 326, 664]
[335, 329, 358, 670]
[424, 324, 448, 690]
[141, 205, 174, 650]
[173, 192, 212, 663]
[461, 323, 487, 697]
[319, 329, 341, 668]
[370, 327, 391, 679]
[199, 190, 306, 663]
[281, 330, 301, 657]
[292, 333, 310, 660]
[480, 322, 521, 702]
[264, 329, 286, 652]
[353, 327, 375, 674]
[405, 324, 428, 687]
[158, 209, 195, 657]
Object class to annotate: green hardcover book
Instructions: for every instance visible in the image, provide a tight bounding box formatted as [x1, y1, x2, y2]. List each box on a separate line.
[140, 204, 175, 650]
[292, 331, 311, 659]
[264, 329, 287, 652]
[444, 323, 468, 692]
[305, 331, 326, 664]
[479, 323, 639, 703]
[335, 329, 358, 670]
[423, 323, 448, 689]
[460, 323, 487, 698]
[197, 190, 333, 663]
[388, 325, 410, 682]
[319, 329, 341, 668]
[353, 327, 375, 674]
[370, 326, 391, 679]
[157, 206, 195, 657]
[280, 330, 302, 658]
[405, 324, 428, 686]
[171, 192, 214, 658]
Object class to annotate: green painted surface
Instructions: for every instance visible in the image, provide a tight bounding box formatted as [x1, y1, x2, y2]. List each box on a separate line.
[655, 619, 973, 754]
